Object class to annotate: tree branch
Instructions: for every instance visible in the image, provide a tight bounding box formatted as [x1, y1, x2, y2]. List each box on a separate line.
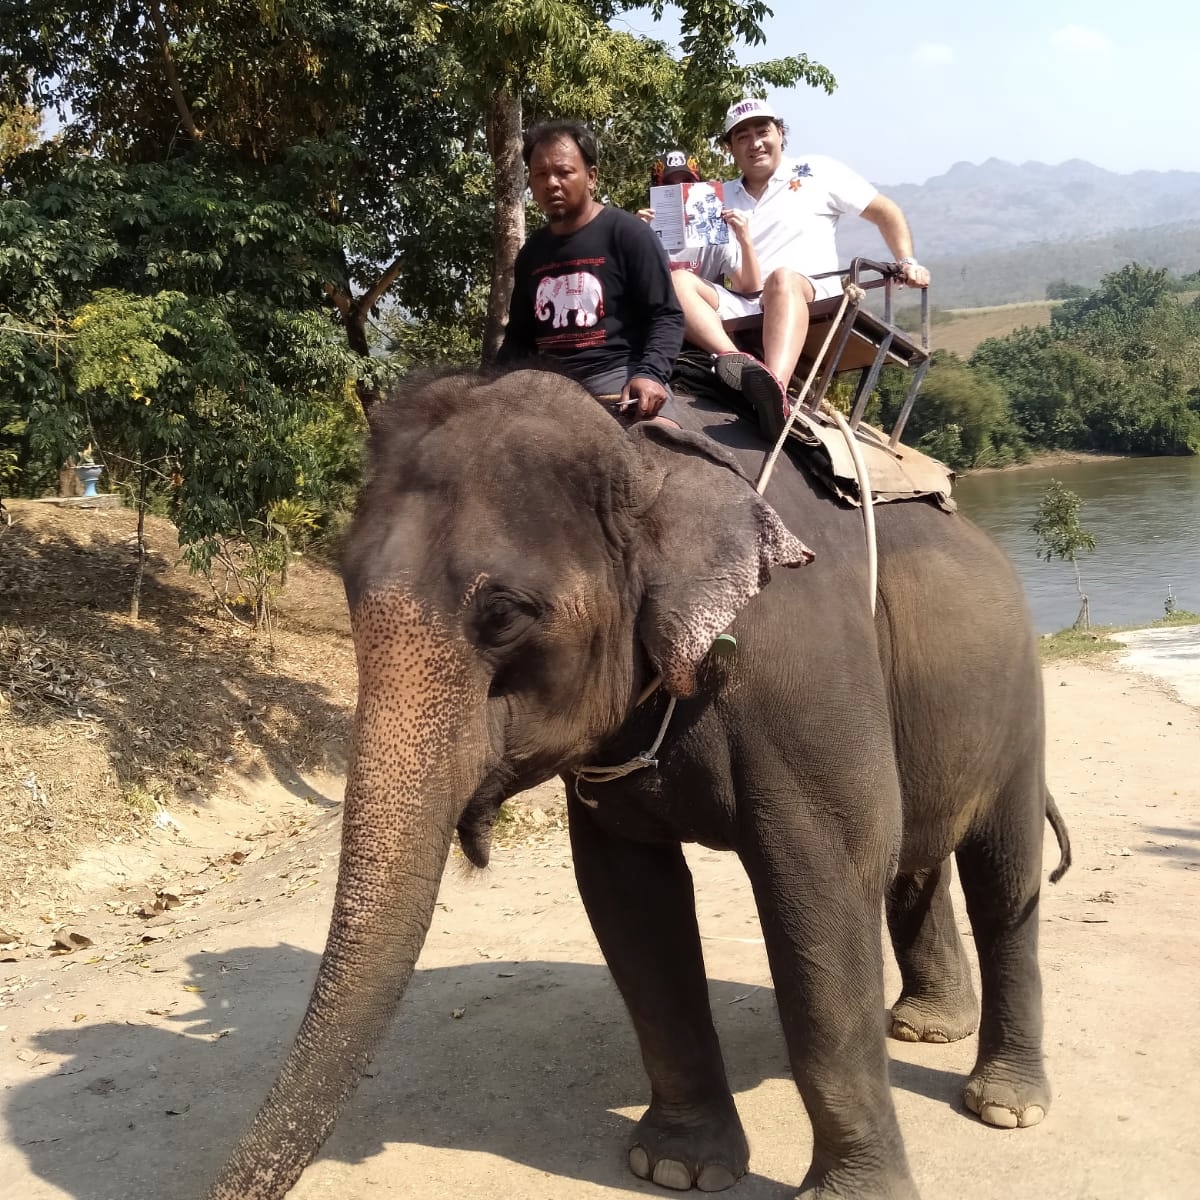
[323, 282, 352, 318]
[145, 1, 203, 144]
[358, 257, 405, 316]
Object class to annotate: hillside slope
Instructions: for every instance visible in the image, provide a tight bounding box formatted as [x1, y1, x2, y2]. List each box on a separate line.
[0, 498, 356, 907]
[928, 301, 1057, 358]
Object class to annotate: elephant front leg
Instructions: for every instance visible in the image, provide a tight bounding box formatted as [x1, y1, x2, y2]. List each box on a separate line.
[743, 826, 919, 1200]
[568, 794, 749, 1192]
[886, 863, 978, 1044]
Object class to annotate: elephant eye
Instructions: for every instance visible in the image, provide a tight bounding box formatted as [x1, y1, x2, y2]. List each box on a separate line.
[470, 588, 542, 650]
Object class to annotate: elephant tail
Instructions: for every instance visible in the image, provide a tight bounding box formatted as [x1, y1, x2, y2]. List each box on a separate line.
[1045, 790, 1072, 883]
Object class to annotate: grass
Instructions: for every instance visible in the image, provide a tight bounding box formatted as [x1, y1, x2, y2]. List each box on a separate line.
[1038, 610, 1200, 662]
[1157, 609, 1200, 626]
[932, 301, 1056, 358]
[1038, 628, 1124, 662]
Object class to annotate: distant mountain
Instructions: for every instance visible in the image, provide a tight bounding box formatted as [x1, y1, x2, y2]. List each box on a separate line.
[921, 221, 1200, 309]
[838, 158, 1200, 261]
[827, 158, 1200, 306]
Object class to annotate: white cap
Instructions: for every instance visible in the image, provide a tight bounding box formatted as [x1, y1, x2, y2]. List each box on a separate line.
[722, 97, 779, 136]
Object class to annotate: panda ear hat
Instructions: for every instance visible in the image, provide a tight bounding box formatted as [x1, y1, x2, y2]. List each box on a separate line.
[651, 149, 701, 188]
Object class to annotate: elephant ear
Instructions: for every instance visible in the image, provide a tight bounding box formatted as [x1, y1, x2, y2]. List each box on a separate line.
[629, 423, 814, 697]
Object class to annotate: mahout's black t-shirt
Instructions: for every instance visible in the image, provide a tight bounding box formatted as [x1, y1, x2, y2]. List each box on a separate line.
[498, 206, 684, 388]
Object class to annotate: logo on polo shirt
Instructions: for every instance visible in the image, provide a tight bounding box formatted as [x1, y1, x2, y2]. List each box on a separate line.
[788, 161, 813, 191]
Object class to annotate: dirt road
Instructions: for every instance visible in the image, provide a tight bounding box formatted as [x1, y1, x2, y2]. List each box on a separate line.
[2, 657, 1198, 1200]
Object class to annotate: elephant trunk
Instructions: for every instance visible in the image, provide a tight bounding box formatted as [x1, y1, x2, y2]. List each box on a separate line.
[205, 587, 487, 1200]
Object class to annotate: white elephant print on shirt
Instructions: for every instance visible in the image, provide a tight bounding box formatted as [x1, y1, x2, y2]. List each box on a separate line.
[534, 271, 605, 329]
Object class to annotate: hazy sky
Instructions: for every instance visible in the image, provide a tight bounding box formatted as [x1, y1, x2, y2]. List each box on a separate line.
[618, 0, 1200, 186]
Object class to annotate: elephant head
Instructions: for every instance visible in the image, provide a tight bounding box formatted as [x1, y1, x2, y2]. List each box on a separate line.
[204, 368, 811, 1199]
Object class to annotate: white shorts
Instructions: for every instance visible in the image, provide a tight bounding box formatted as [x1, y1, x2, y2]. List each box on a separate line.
[708, 271, 843, 320]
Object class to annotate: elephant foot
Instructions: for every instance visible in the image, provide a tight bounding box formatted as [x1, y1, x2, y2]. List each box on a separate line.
[797, 1162, 920, 1200]
[963, 1060, 1049, 1129]
[628, 1098, 749, 1192]
[889, 991, 978, 1044]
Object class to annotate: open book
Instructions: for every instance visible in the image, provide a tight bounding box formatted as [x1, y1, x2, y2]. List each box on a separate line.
[649, 180, 730, 253]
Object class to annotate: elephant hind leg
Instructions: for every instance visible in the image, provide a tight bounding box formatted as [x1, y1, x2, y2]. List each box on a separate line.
[955, 816, 1050, 1129]
[886, 862, 978, 1044]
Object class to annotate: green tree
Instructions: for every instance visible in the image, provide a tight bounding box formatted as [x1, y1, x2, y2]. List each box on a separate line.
[975, 269, 1200, 457]
[874, 351, 1024, 470]
[1057, 263, 1172, 326]
[0, 156, 364, 599]
[2, 1, 835, 393]
[1045, 280, 1087, 301]
[1031, 480, 1097, 629]
[0, 0, 840, 586]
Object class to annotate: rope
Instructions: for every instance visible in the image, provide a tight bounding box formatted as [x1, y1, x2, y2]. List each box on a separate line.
[754, 280, 862, 496]
[826, 404, 879, 615]
[574, 696, 677, 804]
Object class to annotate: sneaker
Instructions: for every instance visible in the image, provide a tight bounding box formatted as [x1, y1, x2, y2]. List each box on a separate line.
[713, 351, 788, 440]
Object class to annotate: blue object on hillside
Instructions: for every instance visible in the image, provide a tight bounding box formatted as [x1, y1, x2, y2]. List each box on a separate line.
[76, 463, 103, 498]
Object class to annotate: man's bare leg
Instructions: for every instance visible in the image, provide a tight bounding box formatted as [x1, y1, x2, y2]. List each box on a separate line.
[673, 270, 788, 438]
[761, 268, 815, 394]
[671, 271, 740, 354]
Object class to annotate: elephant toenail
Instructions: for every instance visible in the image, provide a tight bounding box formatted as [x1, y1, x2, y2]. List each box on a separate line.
[1017, 1105, 1045, 1128]
[652, 1159, 694, 1190]
[628, 1146, 651, 1179]
[980, 1102, 1019, 1129]
[697, 1163, 739, 1192]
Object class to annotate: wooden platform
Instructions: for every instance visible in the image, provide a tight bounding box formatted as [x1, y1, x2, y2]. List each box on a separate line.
[719, 259, 932, 447]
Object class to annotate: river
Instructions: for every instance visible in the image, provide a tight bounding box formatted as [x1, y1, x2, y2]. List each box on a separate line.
[953, 454, 1200, 634]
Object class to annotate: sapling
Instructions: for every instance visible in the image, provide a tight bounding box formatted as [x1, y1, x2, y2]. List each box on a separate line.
[1032, 479, 1096, 630]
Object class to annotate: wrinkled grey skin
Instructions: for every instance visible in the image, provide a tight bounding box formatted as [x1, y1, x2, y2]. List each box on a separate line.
[204, 368, 1069, 1200]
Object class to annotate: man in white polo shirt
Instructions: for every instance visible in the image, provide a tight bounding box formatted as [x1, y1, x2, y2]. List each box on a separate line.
[673, 97, 931, 437]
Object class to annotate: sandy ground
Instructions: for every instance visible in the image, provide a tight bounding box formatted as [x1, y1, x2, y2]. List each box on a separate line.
[1, 652, 1198, 1200]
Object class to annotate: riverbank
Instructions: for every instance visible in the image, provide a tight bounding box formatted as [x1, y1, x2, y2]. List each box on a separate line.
[1112, 621, 1200, 708]
[960, 448, 1153, 477]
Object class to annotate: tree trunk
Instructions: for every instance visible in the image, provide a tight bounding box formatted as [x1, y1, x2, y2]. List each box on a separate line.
[325, 256, 405, 420]
[344, 300, 384, 418]
[129, 467, 149, 621]
[1072, 559, 1089, 630]
[482, 88, 524, 364]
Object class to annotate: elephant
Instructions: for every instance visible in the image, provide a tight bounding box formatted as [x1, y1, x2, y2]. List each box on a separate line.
[203, 367, 1070, 1200]
[534, 270, 605, 328]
